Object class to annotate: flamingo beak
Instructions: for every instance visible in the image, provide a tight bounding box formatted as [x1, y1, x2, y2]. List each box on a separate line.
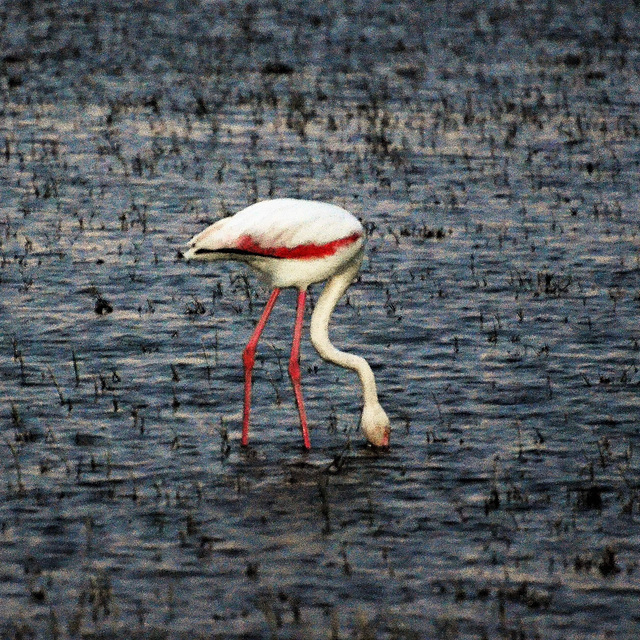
[371, 426, 390, 450]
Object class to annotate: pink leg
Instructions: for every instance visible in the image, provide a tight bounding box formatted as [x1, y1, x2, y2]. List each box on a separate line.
[242, 288, 280, 446]
[289, 289, 311, 450]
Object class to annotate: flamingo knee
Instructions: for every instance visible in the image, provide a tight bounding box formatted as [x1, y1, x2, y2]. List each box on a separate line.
[288, 354, 301, 384]
[243, 344, 256, 371]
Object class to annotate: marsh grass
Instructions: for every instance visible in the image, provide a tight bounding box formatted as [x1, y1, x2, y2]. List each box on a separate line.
[1, 0, 640, 638]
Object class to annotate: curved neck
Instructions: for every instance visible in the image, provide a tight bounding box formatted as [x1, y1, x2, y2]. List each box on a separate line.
[309, 253, 380, 407]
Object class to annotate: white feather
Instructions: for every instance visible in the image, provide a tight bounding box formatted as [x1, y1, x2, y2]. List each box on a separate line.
[188, 198, 362, 252]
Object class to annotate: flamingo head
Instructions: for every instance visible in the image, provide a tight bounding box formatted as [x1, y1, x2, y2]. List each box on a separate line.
[360, 402, 390, 448]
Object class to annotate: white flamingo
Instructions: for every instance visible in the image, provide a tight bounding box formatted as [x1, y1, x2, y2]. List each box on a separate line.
[184, 198, 390, 450]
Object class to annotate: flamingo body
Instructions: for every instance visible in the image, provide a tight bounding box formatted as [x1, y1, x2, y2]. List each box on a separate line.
[184, 198, 390, 450]
[186, 199, 365, 289]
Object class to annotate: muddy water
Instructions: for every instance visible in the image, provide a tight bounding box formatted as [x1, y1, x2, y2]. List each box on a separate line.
[1, 1, 640, 638]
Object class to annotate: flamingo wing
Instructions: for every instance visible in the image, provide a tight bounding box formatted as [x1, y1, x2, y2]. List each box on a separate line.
[186, 199, 363, 259]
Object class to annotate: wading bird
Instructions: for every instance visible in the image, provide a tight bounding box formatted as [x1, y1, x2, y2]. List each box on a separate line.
[183, 198, 390, 450]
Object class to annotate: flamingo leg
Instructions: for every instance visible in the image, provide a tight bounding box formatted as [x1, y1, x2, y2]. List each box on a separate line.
[289, 289, 311, 450]
[242, 288, 280, 446]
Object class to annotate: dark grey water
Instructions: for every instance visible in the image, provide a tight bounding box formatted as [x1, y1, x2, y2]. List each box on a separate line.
[1, 0, 640, 638]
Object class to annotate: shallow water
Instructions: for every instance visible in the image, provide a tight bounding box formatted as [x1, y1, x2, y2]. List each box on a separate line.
[1, 1, 640, 638]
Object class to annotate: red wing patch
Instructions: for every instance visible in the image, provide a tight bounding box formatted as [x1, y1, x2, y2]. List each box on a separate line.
[235, 232, 362, 259]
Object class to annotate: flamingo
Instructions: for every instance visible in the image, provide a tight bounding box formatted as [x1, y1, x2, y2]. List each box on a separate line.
[183, 198, 390, 450]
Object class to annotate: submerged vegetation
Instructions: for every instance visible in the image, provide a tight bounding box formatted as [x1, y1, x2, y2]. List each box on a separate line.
[1, 0, 640, 638]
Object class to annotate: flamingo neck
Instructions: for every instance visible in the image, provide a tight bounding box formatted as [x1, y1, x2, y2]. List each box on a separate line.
[309, 253, 380, 408]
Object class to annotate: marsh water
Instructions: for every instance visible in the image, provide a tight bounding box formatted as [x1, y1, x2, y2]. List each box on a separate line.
[1, 1, 640, 638]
